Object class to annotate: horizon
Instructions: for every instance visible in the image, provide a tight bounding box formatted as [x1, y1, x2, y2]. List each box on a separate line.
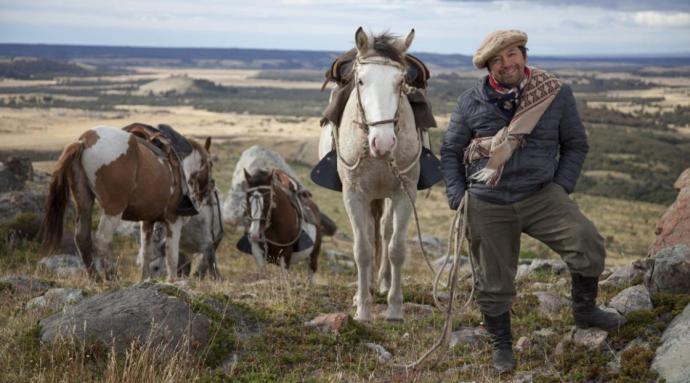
[2, 42, 690, 60]
[1, 1, 689, 57]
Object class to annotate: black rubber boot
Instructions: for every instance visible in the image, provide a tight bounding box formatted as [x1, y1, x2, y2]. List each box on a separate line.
[571, 273, 626, 332]
[483, 311, 516, 373]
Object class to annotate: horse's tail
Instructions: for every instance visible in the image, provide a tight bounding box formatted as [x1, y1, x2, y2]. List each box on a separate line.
[319, 212, 338, 237]
[40, 141, 83, 254]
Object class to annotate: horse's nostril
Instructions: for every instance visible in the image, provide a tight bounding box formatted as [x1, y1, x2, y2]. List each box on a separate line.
[372, 137, 378, 150]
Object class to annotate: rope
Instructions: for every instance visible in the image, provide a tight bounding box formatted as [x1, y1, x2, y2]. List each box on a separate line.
[397, 190, 473, 370]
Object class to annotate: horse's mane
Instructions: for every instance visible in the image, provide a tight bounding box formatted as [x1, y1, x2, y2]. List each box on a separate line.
[341, 32, 406, 83]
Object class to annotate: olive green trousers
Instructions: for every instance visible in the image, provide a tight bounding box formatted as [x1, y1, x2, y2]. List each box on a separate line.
[466, 183, 606, 316]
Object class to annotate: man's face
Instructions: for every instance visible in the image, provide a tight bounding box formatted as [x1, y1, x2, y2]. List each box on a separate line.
[487, 45, 527, 87]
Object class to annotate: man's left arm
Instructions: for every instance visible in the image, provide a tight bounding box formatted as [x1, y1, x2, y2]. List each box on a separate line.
[554, 84, 589, 193]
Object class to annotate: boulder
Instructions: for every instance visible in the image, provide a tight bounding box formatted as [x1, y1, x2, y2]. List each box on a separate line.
[3, 157, 33, 182]
[448, 326, 488, 349]
[408, 234, 443, 256]
[39, 282, 211, 355]
[645, 245, 690, 295]
[556, 327, 608, 355]
[0, 191, 45, 223]
[601, 259, 651, 287]
[516, 259, 568, 280]
[652, 302, 690, 383]
[608, 284, 653, 315]
[38, 254, 85, 277]
[650, 169, 690, 255]
[0, 168, 23, 193]
[222, 145, 303, 226]
[27, 288, 84, 310]
[0, 275, 53, 295]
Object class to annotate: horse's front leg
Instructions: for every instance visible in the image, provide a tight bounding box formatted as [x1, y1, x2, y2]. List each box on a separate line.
[94, 213, 122, 281]
[343, 190, 375, 322]
[385, 190, 415, 322]
[250, 240, 267, 277]
[164, 219, 183, 282]
[139, 221, 154, 281]
[378, 198, 393, 294]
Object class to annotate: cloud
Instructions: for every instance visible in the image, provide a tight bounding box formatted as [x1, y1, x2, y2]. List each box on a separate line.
[632, 11, 690, 27]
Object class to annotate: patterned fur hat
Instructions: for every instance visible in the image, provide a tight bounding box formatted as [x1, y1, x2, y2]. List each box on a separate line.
[473, 30, 528, 69]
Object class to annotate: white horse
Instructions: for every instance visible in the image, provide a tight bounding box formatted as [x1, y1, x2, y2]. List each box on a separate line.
[336, 28, 421, 321]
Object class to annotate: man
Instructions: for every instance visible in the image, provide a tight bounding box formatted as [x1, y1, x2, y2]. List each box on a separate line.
[440, 30, 624, 373]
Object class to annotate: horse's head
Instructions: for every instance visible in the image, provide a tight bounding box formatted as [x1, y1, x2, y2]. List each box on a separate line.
[243, 168, 274, 242]
[352, 27, 415, 158]
[185, 137, 215, 208]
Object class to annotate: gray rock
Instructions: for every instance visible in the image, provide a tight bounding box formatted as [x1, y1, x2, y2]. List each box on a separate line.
[566, 327, 609, 350]
[409, 234, 443, 256]
[2, 157, 33, 182]
[38, 254, 84, 269]
[39, 282, 211, 355]
[609, 284, 653, 315]
[305, 312, 349, 334]
[27, 288, 84, 310]
[652, 302, 690, 383]
[38, 254, 85, 278]
[601, 260, 651, 287]
[0, 191, 45, 223]
[0, 275, 52, 295]
[515, 336, 531, 353]
[645, 245, 690, 295]
[365, 342, 392, 362]
[0, 168, 23, 193]
[532, 291, 570, 317]
[529, 282, 555, 290]
[448, 326, 488, 349]
[432, 255, 469, 271]
[516, 259, 568, 280]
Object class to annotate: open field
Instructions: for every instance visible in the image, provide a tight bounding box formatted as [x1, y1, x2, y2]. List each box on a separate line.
[1, 60, 688, 382]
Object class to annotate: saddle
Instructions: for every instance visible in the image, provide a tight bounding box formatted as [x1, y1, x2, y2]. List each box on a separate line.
[320, 49, 436, 130]
[273, 169, 319, 228]
[122, 123, 198, 216]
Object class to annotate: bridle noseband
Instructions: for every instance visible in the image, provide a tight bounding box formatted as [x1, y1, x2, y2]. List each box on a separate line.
[352, 56, 409, 133]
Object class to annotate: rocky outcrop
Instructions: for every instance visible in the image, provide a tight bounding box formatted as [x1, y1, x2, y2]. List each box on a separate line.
[652, 302, 690, 383]
[645, 245, 690, 295]
[40, 282, 212, 355]
[609, 284, 653, 315]
[650, 168, 690, 256]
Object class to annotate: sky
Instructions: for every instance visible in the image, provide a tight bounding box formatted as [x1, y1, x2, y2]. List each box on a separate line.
[1, 0, 689, 56]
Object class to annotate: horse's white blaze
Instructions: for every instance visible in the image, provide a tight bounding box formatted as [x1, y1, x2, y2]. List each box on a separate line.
[82, 126, 131, 188]
[248, 191, 263, 240]
[291, 222, 316, 263]
[358, 64, 402, 156]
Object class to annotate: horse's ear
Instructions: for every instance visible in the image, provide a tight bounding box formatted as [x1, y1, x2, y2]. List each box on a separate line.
[355, 26, 370, 55]
[396, 28, 415, 53]
[204, 137, 212, 152]
[243, 168, 251, 182]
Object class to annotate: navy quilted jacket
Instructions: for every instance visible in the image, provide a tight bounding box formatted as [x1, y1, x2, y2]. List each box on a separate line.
[440, 78, 588, 209]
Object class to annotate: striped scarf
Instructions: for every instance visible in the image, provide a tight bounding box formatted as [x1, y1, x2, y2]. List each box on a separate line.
[464, 67, 562, 187]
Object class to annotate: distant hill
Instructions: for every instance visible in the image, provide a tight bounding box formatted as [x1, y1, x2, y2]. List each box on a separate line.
[0, 57, 94, 79]
[2, 43, 689, 71]
[135, 76, 225, 96]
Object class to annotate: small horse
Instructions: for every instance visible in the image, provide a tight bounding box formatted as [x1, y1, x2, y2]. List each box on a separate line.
[243, 168, 322, 279]
[41, 125, 213, 281]
[336, 28, 421, 321]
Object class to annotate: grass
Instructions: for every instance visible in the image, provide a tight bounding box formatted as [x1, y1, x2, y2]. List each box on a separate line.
[0, 135, 681, 381]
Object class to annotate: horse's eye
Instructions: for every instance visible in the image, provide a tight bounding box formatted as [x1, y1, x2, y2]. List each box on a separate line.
[358, 79, 364, 86]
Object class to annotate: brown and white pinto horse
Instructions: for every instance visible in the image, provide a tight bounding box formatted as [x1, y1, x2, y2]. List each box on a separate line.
[244, 169, 322, 279]
[41, 125, 213, 281]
